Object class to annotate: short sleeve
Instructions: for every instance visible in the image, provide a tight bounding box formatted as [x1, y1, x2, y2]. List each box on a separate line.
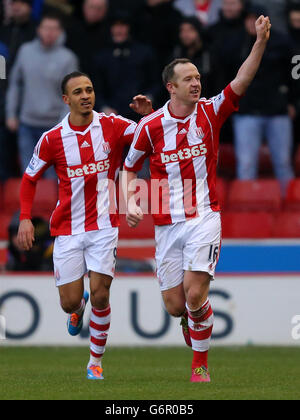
[210, 84, 241, 124]
[124, 122, 153, 173]
[109, 114, 137, 147]
[25, 133, 53, 180]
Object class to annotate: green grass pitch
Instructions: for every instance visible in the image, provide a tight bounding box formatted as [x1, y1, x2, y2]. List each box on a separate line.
[0, 346, 300, 400]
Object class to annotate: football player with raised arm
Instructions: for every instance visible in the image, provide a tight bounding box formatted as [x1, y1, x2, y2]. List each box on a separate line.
[17, 72, 152, 380]
[123, 16, 271, 382]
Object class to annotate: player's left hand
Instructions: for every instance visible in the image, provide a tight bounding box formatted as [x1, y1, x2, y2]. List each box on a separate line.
[256, 15, 271, 43]
[17, 219, 35, 251]
[130, 95, 153, 116]
[126, 203, 144, 228]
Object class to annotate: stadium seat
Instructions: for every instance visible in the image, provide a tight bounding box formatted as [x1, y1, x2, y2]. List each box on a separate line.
[258, 145, 273, 177]
[0, 182, 3, 211]
[273, 212, 300, 238]
[284, 179, 300, 211]
[222, 212, 274, 238]
[218, 143, 236, 178]
[32, 179, 58, 218]
[119, 214, 154, 240]
[3, 178, 22, 215]
[3, 178, 58, 219]
[227, 179, 282, 212]
[0, 213, 12, 240]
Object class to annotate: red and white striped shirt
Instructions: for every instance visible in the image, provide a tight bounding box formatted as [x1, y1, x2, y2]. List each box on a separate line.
[124, 84, 240, 226]
[20, 111, 136, 236]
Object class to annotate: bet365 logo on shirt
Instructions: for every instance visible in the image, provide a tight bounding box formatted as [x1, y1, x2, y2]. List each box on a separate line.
[160, 143, 207, 164]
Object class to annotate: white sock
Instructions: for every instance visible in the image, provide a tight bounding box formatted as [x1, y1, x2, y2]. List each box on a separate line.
[74, 298, 86, 316]
[88, 355, 102, 368]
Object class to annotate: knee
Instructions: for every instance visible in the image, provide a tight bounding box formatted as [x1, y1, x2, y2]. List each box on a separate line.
[186, 281, 210, 311]
[164, 299, 185, 318]
[168, 306, 185, 318]
[90, 287, 110, 310]
[186, 288, 202, 310]
[60, 295, 82, 314]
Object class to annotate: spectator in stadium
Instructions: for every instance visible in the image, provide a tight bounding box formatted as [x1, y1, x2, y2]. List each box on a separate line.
[132, 0, 183, 73]
[108, 0, 141, 16]
[31, 0, 44, 21]
[170, 17, 213, 98]
[43, 0, 73, 16]
[207, 0, 247, 93]
[17, 71, 152, 380]
[0, 1, 4, 24]
[250, 0, 289, 34]
[229, 5, 294, 193]
[0, 0, 37, 180]
[123, 16, 271, 383]
[288, 2, 300, 147]
[92, 13, 160, 121]
[0, 83, 11, 181]
[0, 0, 37, 68]
[289, 1, 300, 47]
[65, 0, 110, 74]
[203, 0, 247, 144]
[174, 0, 222, 26]
[5, 14, 79, 177]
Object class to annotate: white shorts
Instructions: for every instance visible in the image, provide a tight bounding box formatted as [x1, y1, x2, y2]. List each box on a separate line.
[155, 212, 221, 292]
[53, 228, 118, 287]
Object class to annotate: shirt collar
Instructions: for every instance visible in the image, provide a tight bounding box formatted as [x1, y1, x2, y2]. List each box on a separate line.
[61, 110, 100, 135]
[163, 100, 199, 123]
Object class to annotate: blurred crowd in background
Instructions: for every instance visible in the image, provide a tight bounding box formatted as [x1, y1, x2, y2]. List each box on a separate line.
[1, 0, 300, 271]
[1, 0, 300, 187]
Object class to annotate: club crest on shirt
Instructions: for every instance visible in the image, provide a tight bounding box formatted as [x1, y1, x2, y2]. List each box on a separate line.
[195, 126, 205, 139]
[103, 141, 111, 155]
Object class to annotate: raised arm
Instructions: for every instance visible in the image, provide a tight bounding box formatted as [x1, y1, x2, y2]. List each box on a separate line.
[231, 15, 271, 96]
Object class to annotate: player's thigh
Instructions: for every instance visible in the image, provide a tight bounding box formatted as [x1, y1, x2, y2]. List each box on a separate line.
[161, 283, 186, 318]
[53, 235, 87, 288]
[155, 224, 184, 294]
[58, 277, 85, 313]
[84, 228, 118, 281]
[183, 213, 221, 279]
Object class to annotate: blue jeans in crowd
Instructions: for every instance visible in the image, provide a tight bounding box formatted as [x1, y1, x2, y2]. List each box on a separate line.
[233, 115, 294, 193]
[18, 123, 56, 179]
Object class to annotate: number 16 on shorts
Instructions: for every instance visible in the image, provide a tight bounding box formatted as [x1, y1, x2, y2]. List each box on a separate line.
[208, 244, 220, 264]
[208, 243, 220, 273]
